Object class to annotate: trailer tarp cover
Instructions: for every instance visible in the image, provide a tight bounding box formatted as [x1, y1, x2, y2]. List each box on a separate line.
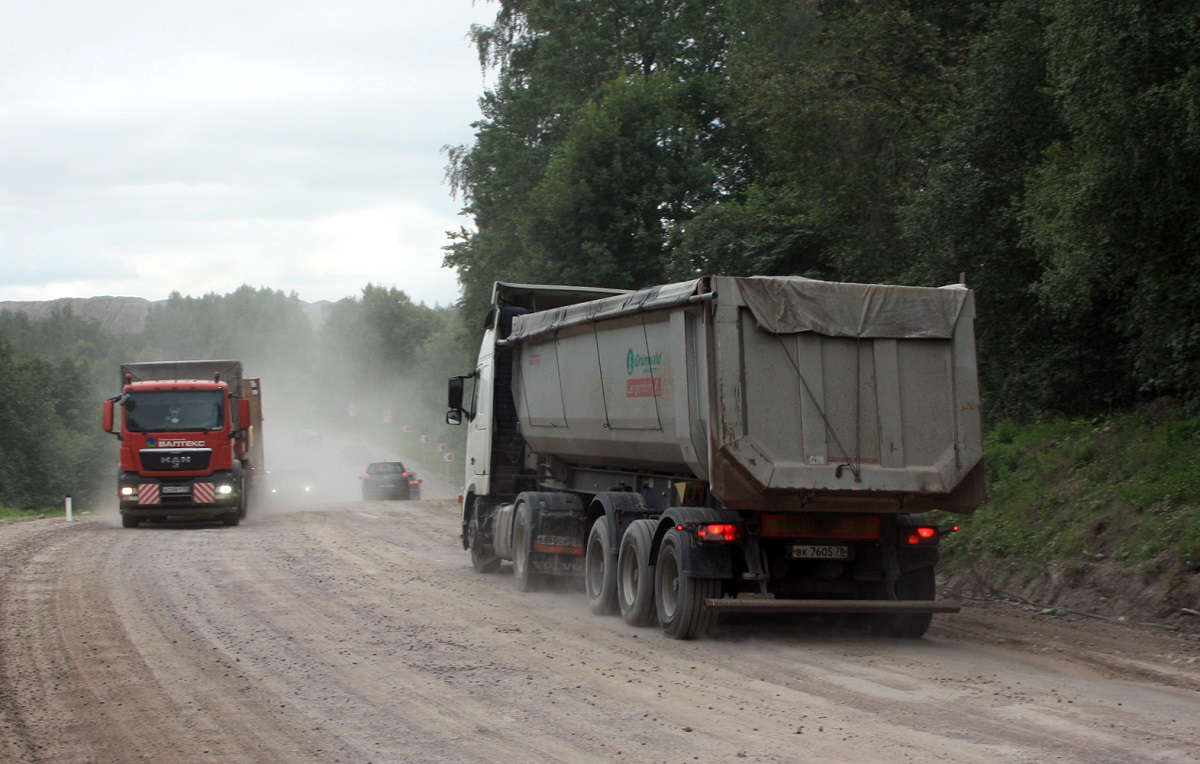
[737, 276, 968, 339]
[506, 279, 706, 343]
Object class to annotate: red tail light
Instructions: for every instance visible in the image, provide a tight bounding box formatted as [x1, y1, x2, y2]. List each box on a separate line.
[904, 526, 939, 545]
[697, 523, 743, 542]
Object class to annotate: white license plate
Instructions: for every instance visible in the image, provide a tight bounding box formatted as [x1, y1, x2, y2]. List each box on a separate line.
[161, 486, 190, 495]
[788, 544, 850, 560]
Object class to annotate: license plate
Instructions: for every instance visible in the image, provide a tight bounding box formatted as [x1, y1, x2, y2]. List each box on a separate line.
[161, 485, 190, 495]
[788, 544, 850, 560]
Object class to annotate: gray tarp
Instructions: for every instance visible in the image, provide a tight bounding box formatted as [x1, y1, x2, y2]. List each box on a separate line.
[503, 276, 968, 343]
[736, 276, 968, 339]
[506, 279, 705, 343]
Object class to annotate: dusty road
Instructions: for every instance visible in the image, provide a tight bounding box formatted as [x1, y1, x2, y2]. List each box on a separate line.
[2, 500, 1198, 764]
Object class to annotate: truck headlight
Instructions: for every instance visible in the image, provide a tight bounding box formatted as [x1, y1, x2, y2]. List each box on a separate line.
[217, 484, 234, 495]
[120, 486, 135, 497]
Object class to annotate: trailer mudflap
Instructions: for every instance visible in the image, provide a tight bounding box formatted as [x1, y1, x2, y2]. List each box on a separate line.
[703, 598, 961, 614]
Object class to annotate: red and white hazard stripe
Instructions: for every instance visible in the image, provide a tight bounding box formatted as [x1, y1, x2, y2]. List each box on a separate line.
[137, 484, 161, 505]
[193, 483, 215, 504]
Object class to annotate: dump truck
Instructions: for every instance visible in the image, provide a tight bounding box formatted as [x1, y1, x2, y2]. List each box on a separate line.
[447, 276, 984, 639]
[103, 360, 264, 528]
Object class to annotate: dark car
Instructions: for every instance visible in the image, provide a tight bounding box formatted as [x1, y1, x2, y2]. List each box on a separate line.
[360, 462, 413, 501]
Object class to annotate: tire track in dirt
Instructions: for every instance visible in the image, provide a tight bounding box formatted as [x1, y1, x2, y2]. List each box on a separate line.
[2, 503, 1199, 763]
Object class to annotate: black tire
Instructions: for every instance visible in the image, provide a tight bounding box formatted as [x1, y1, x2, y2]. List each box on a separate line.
[469, 508, 501, 574]
[121, 513, 139, 528]
[655, 528, 718, 640]
[870, 566, 936, 638]
[222, 511, 240, 527]
[585, 516, 618, 615]
[512, 500, 542, 592]
[618, 519, 657, 626]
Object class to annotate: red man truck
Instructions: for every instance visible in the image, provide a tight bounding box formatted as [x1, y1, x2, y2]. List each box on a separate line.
[103, 360, 264, 528]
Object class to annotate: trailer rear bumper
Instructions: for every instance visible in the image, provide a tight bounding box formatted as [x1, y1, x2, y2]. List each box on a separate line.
[704, 598, 961, 615]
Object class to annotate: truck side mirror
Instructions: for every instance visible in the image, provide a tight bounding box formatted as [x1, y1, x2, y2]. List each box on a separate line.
[102, 399, 116, 433]
[446, 409, 462, 426]
[447, 376, 464, 411]
[237, 397, 251, 432]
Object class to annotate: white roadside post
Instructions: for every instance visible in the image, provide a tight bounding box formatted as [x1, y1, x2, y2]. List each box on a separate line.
[65, 494, 73, 522]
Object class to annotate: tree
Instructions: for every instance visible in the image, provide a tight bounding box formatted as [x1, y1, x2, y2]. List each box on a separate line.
[445, 0, 735, 332]
[1025, 0, 1200, 401]
[0, 343, 108, 508]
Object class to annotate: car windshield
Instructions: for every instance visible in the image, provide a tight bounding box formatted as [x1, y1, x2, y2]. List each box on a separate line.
[368, 463, 404, 474]
[124, 390, 225, 433]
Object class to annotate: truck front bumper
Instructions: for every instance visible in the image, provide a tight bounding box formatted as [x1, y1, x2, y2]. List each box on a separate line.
[118, 473, 243, 521]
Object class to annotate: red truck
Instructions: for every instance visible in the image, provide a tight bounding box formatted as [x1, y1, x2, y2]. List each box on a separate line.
[102, 360, 264, 528]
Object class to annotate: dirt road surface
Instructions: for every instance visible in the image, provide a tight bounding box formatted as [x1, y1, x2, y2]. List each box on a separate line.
[2, 500, 1198, 764]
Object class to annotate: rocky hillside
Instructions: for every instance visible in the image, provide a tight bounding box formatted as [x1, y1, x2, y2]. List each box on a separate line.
[0, 296, 332, 333]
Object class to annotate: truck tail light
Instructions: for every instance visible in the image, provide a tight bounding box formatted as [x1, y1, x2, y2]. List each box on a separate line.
[692, 523, 743, 542]
[904, 526, 939, 545]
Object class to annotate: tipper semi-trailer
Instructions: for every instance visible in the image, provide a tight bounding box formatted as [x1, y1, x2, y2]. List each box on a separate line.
[447, 276, 984, 639]
[103, 360, 264, 528]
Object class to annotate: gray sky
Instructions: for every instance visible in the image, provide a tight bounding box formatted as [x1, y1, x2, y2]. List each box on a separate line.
[0, 1, 495, 307]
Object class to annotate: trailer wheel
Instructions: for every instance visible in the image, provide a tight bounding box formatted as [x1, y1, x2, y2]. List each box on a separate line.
[585, 516, 618, 615]
[469, 510, 501, 574]
[617, 519, 656, 627]
[512, 500, 542, 592]
[121, 514, 139, 528]
[870, 566, 935, 638]
[655, 528, 717, 640]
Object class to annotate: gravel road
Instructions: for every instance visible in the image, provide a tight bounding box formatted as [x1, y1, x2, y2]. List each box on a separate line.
[2, 500, 1198, 763]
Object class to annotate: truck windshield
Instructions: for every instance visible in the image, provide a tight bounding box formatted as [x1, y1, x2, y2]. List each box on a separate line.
[124, 390, 225, 433]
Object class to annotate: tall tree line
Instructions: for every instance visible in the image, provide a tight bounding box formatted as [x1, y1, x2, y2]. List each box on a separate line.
[446, 0, 1200, 419]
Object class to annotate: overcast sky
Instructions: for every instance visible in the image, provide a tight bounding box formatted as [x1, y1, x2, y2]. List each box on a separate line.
[0, 1, 496, 307]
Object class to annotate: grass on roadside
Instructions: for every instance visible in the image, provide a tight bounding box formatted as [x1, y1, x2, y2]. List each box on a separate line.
[0, 505, 68, 523]
[939, 403, 1200, 580]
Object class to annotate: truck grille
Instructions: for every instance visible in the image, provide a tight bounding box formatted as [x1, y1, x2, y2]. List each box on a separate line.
[139, 448, 212, 472]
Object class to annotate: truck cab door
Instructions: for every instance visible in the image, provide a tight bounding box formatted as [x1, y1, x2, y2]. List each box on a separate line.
[466, 354, 495, 495]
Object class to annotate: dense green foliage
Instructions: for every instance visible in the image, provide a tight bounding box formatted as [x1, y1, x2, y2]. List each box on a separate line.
[447, 0, 1200, 419]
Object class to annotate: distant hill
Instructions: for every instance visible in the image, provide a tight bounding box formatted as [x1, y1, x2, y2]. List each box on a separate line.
[0, 296, 333, 333]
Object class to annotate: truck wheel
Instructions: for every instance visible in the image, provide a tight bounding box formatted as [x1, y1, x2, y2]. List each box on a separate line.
[870, 566, 936, 638]
[655, 528, 717, 640]
[617, 519, 656, 626]
[222, 511, 241, 527]
[585, 516, 618, 615]
[512, 500, 542, 592]
[121, 514, 139, 528]
[469, 511, 501, 574]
